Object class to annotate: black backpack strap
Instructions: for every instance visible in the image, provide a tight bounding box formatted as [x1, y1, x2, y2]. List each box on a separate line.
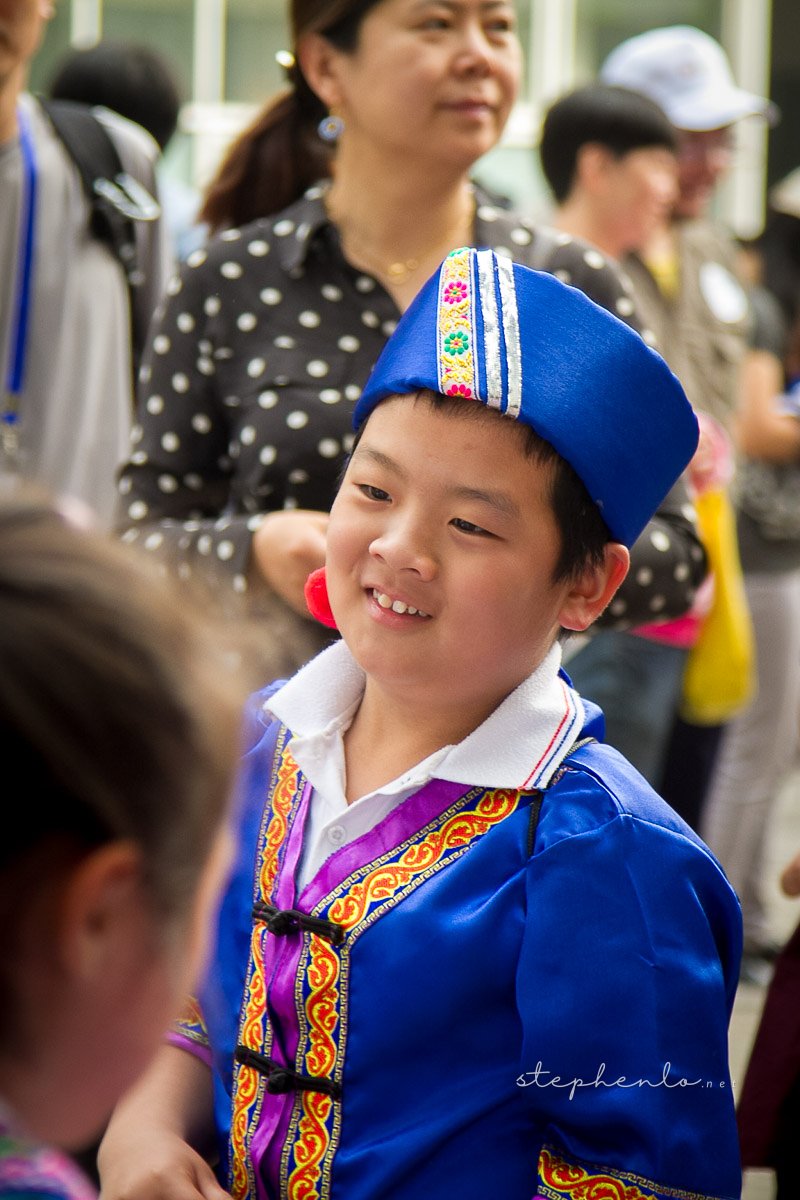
[37, 97, 160, 379]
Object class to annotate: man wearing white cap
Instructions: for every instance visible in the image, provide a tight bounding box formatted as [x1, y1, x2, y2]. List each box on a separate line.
[601, 23, 775, 129]
[565, 26, 777, 839]
[602, 25, 776, 225]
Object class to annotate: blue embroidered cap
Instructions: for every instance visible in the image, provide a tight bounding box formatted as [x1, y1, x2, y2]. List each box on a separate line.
[353, 247, 698, 547]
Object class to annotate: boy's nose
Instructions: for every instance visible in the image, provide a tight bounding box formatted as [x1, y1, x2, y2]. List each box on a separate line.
[368, 520, 437, 580]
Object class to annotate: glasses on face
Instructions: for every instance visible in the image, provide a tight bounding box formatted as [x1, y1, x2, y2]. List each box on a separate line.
[678, 129, 734, 164]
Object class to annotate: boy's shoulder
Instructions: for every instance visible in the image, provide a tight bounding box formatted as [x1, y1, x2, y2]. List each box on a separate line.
[540, 715, 715, 859]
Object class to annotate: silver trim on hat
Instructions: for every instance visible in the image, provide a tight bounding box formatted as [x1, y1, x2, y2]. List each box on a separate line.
[496, 255, 522, 419]
[476, 249, 503, 410]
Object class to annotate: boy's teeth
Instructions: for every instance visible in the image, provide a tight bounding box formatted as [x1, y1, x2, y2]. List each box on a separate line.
[373, 590, 427, 617]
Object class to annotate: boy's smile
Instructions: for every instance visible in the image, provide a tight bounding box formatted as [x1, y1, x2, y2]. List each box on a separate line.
[326, 394, 620, 731]
[371, 588, 431, 618]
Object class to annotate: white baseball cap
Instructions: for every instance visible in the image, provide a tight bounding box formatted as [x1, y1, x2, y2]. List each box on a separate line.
[601, 25, 778, 132]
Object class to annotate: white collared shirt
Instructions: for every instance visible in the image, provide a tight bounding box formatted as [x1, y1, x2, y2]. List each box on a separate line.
[266, 640, 585, 889]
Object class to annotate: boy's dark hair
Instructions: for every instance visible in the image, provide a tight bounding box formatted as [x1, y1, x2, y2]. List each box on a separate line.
[48, 40, 183, 151]
[539, 83, 678, 204]
[350, 391, 611, 585]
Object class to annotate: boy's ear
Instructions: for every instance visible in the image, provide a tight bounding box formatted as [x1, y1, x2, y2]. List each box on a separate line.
[558, 542, 630, 633]
[55, 841, 147, 981]
[296, 32, 344, 111]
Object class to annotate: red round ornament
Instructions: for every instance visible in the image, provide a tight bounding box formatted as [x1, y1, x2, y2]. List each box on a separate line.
[304, 567, 338, 628]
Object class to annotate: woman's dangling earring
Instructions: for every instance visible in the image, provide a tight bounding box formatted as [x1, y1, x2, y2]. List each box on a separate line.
[318, 112, 345, 143]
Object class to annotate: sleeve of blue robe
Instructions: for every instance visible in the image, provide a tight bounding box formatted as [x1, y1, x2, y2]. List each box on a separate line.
[517, 744, 743, 1200]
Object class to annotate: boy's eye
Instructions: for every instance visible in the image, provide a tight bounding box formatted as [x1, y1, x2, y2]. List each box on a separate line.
[451, 517, 494, 537]
[358, 483, 391, 502]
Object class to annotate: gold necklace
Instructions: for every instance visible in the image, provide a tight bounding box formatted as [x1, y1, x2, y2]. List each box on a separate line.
[328, 190, 475, 287]
[342, 234, 428, 285]
[385, 256, 421, 283]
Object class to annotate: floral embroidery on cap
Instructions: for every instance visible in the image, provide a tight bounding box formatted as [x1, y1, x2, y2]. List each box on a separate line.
[437, 248, 477, 400]
[443, 330, 470, 356]
[443, 279, 468, 304]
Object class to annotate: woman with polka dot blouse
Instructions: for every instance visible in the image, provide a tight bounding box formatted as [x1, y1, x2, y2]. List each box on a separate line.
[117, 0, 707, 657]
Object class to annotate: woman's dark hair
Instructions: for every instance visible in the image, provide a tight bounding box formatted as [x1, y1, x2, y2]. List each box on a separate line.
[539, 82, 678, 204]
[200, 0, 382, 231]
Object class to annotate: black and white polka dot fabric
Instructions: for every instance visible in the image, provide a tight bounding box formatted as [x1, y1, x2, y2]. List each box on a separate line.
[117, 182, 706, 627]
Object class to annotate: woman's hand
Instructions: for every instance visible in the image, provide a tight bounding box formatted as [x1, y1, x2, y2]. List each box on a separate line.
[250, 510, 329, 616]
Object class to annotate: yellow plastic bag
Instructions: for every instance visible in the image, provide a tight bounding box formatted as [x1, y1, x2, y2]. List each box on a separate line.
[679, 486, 755, 725]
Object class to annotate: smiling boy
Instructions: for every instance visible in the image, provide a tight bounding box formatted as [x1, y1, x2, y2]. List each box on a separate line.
[98, 249, 742, 1200]
[324, 393, 628, 801]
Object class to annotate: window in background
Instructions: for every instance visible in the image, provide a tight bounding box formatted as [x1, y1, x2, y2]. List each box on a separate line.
[575, 0, 722, 75]
[102, 0, 194, 94]
[225, 0, 287, 105]
[180, 0, 288, 194]
[27, 3, 73, 95]
[102, 0, 195, 196]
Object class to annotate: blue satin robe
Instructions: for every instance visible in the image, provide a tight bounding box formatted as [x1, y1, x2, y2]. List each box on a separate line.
[172, 684, 743, 1200]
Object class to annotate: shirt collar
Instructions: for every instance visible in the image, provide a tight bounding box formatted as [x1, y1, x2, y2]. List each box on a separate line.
[268, 182, 333, 274]
[269, 181, 533, 277]
[267, 638, 585, 792]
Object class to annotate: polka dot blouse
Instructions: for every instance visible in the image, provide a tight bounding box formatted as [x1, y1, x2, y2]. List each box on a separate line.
[118, 183, 706, 629]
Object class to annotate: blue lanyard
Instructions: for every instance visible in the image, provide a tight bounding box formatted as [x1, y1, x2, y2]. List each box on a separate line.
[4, 103, 38, 406]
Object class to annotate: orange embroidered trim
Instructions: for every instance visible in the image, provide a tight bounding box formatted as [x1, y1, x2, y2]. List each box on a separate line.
[285, 933, 340, 1197]
[284, 787, 523, 1199]
[172, 996, 208, 1048]
[537, 1146, 716, 1200]
[230, 738, 301, 1200]
[329, 788, 521, 931]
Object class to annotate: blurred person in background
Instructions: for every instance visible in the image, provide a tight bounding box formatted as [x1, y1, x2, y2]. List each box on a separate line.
[47, 39, 205, 261]
[539, 82, 679, 267]
[699, 180, 800, 982]
[114, 0, 706, 670]
[0, 483, 254, 1200]
[539, 80, 703, 784]
[0, 0, 171, 524]
[591, 25, 777, 822]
